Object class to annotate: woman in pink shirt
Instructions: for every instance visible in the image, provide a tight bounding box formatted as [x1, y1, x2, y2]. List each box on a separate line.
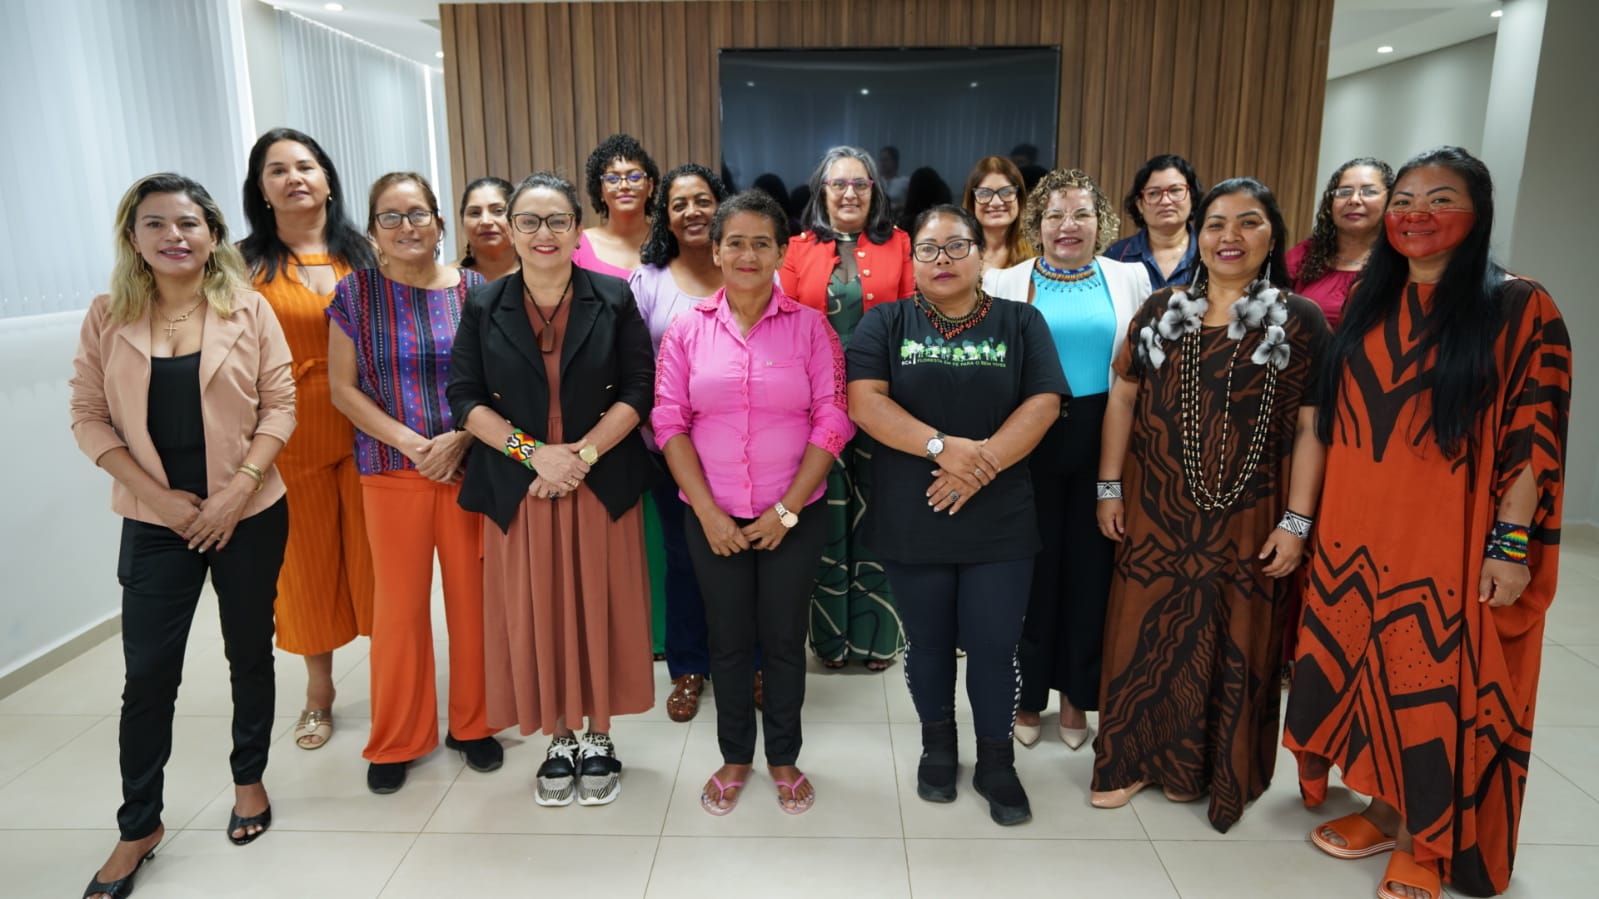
[653, 191, 854, 816]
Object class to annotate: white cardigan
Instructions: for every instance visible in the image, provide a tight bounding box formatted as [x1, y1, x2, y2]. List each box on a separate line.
[983, 256, 1154, 391]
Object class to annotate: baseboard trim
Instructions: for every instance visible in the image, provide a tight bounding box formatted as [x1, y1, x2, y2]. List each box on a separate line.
[0, 614, 121, 701]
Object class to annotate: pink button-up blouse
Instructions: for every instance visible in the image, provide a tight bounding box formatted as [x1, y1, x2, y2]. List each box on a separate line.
[652, 286, 854, 518]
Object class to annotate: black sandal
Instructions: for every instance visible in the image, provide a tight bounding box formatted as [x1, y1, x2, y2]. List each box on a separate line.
[82, 850, 153, 899]
[227, 805, 272, 846]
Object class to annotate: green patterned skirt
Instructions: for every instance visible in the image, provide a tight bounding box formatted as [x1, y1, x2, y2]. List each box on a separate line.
[807, 438, 904, 661]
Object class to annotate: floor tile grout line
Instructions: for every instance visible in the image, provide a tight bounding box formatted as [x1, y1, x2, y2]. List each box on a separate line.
[0, 713, 108, 791]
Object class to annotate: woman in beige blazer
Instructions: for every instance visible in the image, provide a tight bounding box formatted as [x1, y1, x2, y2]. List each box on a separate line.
[69, 173, 295, 899]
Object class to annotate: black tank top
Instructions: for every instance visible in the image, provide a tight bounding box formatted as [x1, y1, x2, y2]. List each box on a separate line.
[147, 352, 208, 497]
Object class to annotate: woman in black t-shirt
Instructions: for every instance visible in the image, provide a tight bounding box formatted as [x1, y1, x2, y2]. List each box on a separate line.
[846, 204, 1067, 826]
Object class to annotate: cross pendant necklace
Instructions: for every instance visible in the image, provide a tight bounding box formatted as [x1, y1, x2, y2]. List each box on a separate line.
[160, 297, 206, 337]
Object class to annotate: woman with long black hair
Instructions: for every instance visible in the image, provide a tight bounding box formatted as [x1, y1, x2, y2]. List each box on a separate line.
[1285, 146, 1570, 899]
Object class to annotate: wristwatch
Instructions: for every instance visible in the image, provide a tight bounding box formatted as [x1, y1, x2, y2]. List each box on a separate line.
[578, 444, 600, 465]
[924, 431, 946, 462]
[774, 501, 799, 529]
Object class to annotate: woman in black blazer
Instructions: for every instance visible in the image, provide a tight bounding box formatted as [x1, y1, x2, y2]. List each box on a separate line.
[448, 171, 656, 808]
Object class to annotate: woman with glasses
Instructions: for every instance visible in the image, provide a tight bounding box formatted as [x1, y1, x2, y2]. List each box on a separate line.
[1286, 157, 1394, 327]
[1105, 154, 1203, 290]
[326, 173, 499, 794]
[961, 156, 1033, 271]
[983, 169, 1152, 751]
[457, 176, 518, 282]
[780, 146, 916, 672]
[1091, 178, 1329, 833]
[847, 204, 1066, 824]
[576, 133, 659, 277]
[239, 128, 376, 753]
[449, 171, 657, 808]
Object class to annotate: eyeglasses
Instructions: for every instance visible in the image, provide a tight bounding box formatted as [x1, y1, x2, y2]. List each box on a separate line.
[1140, 185, 1189, 204]
[824, 178, 874, 195]
[511, 212, 576, 234]
[375, 210, 434, 229]
[1041, 210, 1096, 225]
[601, 171, 649, 187]
[912, 238, 977, 262]
[973, 185, 1019, 203]
[1332, 186, 1386, 200]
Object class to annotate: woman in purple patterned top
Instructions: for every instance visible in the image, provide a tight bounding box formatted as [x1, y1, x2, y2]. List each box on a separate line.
[326, 172, 501, 795]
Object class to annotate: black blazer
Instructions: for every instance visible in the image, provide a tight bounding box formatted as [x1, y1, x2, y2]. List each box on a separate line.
[448, 265, 657, 531]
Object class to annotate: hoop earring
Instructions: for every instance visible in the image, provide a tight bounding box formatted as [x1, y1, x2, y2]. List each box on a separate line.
[376, 247, 388, 267]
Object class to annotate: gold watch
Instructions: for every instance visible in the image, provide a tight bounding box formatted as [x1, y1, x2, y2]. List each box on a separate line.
[578, 444, 600, 465]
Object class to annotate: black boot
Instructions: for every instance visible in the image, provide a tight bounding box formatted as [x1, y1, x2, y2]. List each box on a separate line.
[973, 736, 1031, 825]
[917, 720, 958, 802]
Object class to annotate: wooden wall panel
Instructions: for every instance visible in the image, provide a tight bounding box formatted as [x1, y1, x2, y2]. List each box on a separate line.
[440, 0, 1334, 249]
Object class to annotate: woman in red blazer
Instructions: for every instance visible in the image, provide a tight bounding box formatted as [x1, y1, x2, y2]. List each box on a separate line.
[778, 146, 914, 672]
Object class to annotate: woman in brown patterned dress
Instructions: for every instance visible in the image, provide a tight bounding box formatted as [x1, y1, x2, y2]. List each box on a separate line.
[1091, 178, 1330, 832]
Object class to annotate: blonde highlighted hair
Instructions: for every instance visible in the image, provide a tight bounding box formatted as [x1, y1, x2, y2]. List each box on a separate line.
[1021, 169, 1120, 257]
[109, 173, 247, 324]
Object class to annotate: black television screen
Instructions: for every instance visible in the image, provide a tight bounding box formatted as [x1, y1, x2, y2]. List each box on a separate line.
[719, 47, 1060, 228]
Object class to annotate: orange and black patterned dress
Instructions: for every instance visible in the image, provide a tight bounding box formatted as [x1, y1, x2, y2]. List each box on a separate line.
[1284, 279, 1569, 896]
[1093, 289, 1329, 832]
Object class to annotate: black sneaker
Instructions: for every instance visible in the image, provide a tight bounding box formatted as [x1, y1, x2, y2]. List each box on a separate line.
[367, 761, 408, 794]
[576, 732, 622, 806]
[446, 734, 504, 772]
[535, 735, 579, 807]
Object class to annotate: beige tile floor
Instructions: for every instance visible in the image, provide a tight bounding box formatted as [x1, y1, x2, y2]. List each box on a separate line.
[4, 531, 1598, 898]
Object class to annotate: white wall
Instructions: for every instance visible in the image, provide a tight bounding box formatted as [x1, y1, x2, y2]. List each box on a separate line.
[1317, 35, 1497, 188]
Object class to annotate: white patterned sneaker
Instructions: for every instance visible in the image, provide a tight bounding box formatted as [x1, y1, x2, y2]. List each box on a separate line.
[535, 735, 579, 806]
[576, 732, 622, 806]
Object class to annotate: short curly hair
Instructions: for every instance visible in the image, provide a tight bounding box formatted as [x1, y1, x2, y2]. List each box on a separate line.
[1021, 169, 1120, 257]
[639, 164, 729, 267]
[583, 133, 660, 219]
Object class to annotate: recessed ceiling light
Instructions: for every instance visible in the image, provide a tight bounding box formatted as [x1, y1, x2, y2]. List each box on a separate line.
[859, 88, 870, 95]
[746, 80, 755, 87]
[969, 81, 979, 88]
[435, 51, 444, 59]
[1491, 9, 1503, 17]
[324, 2, 343, 10]
[1377, 45, 1394, 54]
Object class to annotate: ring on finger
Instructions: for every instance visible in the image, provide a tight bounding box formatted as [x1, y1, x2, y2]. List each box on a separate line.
[949, 491, 960, 501]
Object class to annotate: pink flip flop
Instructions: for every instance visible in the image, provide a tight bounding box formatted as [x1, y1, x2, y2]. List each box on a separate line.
[774, 774, 815, 815]
[700, 775, 745, 816]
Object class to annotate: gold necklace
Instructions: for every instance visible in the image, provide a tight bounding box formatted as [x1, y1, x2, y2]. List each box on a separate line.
[157, 297, 206, 338]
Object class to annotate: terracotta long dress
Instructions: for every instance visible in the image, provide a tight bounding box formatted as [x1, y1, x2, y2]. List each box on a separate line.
[481, 298, 655, 735]
[254, 254, 375, 654]
[1284, 280, 1570, 896]
[1092, 289, 1329, 832]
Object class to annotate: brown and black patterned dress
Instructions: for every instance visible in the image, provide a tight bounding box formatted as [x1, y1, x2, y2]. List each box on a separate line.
[1092, 288, 1328, 832]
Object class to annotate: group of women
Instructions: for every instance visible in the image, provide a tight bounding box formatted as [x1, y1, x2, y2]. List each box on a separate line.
[70, 127, 1568, 899]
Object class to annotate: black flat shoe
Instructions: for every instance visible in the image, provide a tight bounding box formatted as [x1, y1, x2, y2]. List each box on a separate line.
[83, 849, 153, 898]
[368, 761, 408, 794]
[227, 805, 272, 845]
[446, 734, 504, 772]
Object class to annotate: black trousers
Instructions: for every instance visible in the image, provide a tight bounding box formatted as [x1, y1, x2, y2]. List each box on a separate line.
[115, 498, 288, 840]
[883, 557, 1033, 740]
[1019, 392, 1115, 712]
[684, 505, 826, 766]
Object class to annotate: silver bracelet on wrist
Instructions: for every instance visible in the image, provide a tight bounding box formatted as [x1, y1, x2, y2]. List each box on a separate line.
[1096, 480, 1123, 500]
[1277, 509, 1313, 539]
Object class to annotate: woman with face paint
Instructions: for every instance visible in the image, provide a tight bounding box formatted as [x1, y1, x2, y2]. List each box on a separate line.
[1284, 147, 1571, 899]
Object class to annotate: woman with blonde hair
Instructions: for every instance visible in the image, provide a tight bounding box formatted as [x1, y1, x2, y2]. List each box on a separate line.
[72, 173, 296, 897]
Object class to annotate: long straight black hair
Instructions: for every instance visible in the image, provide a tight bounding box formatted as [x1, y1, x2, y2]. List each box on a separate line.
[1186, 177, 1292, 292]
[1315, 146, 1504, 457]
[238, 127, 374, 282]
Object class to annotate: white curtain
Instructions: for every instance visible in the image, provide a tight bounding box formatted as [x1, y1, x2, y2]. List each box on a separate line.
[276, 10, 445, 232]
[0, 0, 252, 318]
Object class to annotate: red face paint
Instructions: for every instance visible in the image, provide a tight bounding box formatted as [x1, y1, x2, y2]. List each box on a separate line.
[1385, 208, 1475, 260]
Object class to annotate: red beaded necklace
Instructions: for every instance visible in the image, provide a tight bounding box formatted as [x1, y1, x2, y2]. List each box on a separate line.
[914, 288, 992, 340]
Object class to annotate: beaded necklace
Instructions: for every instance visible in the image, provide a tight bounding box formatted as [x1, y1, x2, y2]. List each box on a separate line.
[914, 288, 992, 340]
[1033, 257, 1097, 286]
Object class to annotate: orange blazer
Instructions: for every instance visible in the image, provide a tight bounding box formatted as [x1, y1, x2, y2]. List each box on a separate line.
[779, 228, 916, 314]
[69, 288, 297, 525]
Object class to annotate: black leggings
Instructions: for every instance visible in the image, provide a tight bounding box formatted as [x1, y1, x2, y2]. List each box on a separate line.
[882, 558, 1033, 740]
[115, 498, 288, 840]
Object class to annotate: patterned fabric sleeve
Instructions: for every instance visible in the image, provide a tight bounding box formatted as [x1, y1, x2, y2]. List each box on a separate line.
[326, 272, 359, 340]
[805, 312, 855, 457]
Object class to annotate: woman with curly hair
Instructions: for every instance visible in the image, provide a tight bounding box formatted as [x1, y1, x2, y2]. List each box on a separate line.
[1286, 157, 1393, 326]
[1091, 178, 1329, 832]
[983, 169, 1151, 750]
[961, 156, 1033, 271]
[575, 133, 660, 277]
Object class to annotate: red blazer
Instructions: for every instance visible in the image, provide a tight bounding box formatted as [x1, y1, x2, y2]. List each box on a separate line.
[779, 228, 916, 314]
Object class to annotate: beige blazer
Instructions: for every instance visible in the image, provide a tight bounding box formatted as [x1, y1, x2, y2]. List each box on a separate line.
[69, 288, 296, 524]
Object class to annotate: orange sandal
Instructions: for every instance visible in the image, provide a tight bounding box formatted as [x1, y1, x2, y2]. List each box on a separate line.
[1377, 850, 1442, 899]
[1310, 812, 1398, 860]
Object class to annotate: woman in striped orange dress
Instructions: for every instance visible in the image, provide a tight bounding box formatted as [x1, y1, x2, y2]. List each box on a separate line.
[239, 128, 376, 750]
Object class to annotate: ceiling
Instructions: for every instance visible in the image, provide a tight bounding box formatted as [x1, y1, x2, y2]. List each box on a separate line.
[263, 0, 1507, 79]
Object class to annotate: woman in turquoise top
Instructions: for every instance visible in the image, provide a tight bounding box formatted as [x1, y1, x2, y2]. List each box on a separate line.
[984, 169, 1152, 750]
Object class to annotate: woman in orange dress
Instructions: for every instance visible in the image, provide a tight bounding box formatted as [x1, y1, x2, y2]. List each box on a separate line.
[239, 128, 376, 750]
[1284, 147, 1571, 899]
